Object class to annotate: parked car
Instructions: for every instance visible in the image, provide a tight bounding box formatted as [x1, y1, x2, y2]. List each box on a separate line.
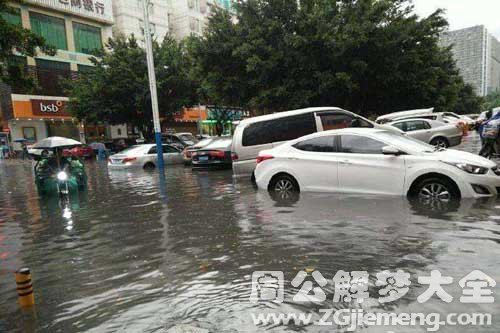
[387, 118, 462, 148]
[254, 128, 500, 200]
[107, 144, 183, 170]
[192, 137, 233, 169]
[63, 145, 95, 159]
[231, 107, 400, 179]
[163, 132, 198, 149]
[376, 108, 435, 124]
[183, 136, 229, 165]
[376, 108, 472, 125]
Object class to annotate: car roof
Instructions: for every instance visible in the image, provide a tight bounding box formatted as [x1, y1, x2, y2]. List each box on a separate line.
[376, 108, 434, 122]
[238, 107, 346, 125]
[389, 118, 433, 123]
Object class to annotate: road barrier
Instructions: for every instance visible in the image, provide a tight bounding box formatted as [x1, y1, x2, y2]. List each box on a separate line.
[15, 268, 35, 307]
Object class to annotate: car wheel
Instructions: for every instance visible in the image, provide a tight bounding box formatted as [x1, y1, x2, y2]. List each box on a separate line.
[143, 162, 155, 170]
[430, 137, 449, 148]
[269, 173, 299, 194]
[413, 177, 460, 202]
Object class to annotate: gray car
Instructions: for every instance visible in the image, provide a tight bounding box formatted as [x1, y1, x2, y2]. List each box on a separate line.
[388, 118, 463, 148]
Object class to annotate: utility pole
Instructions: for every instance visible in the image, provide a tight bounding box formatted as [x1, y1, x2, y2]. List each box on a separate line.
[141, 0, 164, 172]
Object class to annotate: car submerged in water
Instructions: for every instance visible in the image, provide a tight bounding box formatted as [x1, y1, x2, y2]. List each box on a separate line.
[255, 128, 500, 201]
[107, 144, 183, 170]
[191, 137, 233, 169]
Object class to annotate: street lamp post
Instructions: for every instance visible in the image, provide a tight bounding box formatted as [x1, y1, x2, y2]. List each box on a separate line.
[141, 0, 164, 172]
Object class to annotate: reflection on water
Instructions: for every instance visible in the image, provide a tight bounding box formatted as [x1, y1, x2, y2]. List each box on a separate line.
[0, 134, 500, 332]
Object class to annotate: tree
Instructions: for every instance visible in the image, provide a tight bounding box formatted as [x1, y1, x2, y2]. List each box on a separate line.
[483, 91, 500, 112]
[0, 0, 55, 89]
[66, 35, 197, 141]
[189, 0, 482, 116]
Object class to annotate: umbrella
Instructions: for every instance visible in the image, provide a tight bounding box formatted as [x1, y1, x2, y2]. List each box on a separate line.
[14, 138, 28, 143]
[31, 136, 82, 149]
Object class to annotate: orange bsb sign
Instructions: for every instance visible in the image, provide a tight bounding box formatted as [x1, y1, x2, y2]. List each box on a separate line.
[31, 99, 71, 117]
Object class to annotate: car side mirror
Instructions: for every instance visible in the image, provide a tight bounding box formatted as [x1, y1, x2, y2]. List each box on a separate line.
[382, 146, 402, 155]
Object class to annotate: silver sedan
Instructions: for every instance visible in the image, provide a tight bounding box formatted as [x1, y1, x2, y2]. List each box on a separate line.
[388, 118, 463, 148]
[108, 144, 183, 170]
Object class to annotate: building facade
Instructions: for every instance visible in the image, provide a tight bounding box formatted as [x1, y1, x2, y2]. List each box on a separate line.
[112, 0, 172, 42]
[440, 25, 500, 97]
[111, 0, 234, 42]
[0, 0, 114, 149]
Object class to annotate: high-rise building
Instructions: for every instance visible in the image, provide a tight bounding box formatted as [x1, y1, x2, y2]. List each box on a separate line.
[440, 25, 500, 97]
[112, 0, 172, 42]
[111, 0, 234, 42]
[0, 0, 126, 149]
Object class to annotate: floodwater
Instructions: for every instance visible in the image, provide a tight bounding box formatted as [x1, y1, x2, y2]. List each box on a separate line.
[1, 133, 500, 332]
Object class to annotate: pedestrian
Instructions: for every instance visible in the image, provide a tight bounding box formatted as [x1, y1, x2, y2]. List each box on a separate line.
[21, 142, 29, 160]
[0, 140, 7, 159]
[479, 116, 500, 158]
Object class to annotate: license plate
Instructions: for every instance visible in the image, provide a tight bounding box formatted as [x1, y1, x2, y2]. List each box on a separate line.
[199, 156, 209, 161]
[112, 159, 121, 164]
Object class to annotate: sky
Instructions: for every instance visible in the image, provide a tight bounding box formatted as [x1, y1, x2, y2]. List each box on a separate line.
[412, 0, 500, 39]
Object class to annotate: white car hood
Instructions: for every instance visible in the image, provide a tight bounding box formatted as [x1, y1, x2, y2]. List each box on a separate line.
[433, 149, 496, 168]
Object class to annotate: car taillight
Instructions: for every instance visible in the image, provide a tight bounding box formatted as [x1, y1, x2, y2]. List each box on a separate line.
[122, 157, 136, 163]
[208, 150, 226, 158]
[231, 152, 238, 161]
[256, 155, 274, 164]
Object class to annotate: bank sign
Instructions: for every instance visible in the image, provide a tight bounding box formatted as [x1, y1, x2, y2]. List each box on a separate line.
[31, 99, 71, 118]
[26, 0, 113, 22]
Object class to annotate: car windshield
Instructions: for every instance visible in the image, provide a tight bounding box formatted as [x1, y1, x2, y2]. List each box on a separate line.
[376, 132, 436, 153]
[204, 138, 232, 150]
[178, 134, 197, 144]
[193, 138, 214, 148]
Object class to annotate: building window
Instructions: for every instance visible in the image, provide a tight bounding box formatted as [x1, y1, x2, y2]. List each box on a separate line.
[22, 127, 37, 142]
[1, 6, 22, 25]
[73, 22, 102, 54]
[35, 59, 71, 96]
[29, 12, 67, 50]
[188, 0, 200, 11]
[117, 128, 122, 136]
[77, 64, 95, 74]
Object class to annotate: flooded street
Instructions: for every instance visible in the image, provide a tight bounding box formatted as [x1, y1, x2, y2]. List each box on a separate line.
[1, 132, 500, 332]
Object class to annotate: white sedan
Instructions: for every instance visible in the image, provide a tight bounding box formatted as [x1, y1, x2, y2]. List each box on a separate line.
[387, 118, 462, 148]
[108, 144, 183, 169]
[255, 128, 500, 200]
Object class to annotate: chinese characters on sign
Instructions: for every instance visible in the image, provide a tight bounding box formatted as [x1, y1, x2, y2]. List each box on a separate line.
[250, 269, 496, 304]
[59, 0, 105, 15]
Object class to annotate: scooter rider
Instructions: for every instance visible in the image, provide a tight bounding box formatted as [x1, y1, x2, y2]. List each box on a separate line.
[479, 111, 500, 158]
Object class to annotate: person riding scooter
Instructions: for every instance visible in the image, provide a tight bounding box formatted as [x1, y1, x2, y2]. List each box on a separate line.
[479, 111, 500, 158]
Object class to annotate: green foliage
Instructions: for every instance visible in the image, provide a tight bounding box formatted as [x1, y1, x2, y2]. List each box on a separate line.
[0, 0, 55, 88]
[189, 0, 482, 116]
[66, 35, 197, 141]
[483, 90, 500, 111]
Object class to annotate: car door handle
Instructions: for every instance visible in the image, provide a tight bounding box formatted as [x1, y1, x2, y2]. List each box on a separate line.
[287, 157, 298, 160]
[339, 160, 352, 165]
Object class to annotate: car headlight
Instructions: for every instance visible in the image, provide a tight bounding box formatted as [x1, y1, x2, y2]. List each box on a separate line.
[444, 162, 488, 175]
[57, 171, 68, 181]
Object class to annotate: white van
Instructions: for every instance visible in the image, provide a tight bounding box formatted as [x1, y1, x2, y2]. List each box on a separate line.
[231, 107, 399, 179]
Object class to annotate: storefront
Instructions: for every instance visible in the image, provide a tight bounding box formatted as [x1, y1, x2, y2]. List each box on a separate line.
[8, 94, 83, 150]
[162, 106, 208, 135]
[162, 106, 252, 136]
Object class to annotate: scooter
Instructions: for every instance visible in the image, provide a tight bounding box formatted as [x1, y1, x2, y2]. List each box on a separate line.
[56, 169, 70, 196]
